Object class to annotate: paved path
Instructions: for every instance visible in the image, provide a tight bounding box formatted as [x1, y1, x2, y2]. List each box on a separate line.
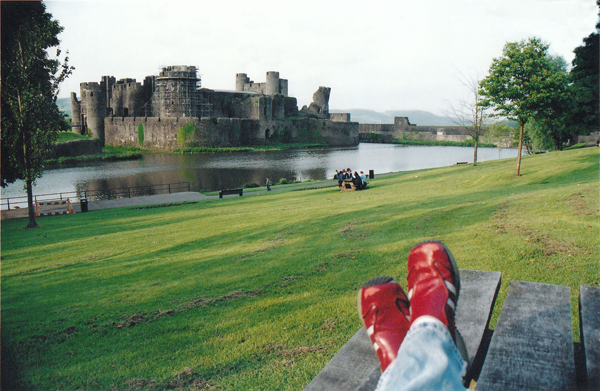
[1, 179, 350, 220]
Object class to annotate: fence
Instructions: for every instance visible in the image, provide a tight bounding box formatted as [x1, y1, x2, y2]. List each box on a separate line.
[1, 182, 191, 210]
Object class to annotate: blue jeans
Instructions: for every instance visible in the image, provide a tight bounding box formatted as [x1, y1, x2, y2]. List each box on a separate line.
[376, 316, 467, 391]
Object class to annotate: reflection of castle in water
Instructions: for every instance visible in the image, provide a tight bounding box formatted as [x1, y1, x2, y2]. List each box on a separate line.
[70, 66, 358, 149]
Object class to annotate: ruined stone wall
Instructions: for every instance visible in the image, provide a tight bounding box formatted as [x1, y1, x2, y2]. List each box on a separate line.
[105, 117, 264, 150]
[330, 113, 351, 122]
[359, 116, 472, 143]
[105, 116, 357, 150]
[266, 118, 358, 146]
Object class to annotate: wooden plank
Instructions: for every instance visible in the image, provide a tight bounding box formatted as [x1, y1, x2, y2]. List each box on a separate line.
[580, 285, 600, 390]
[455, 270, 502, 371]
[303, 327, 381, 391]
[477, 281, 576, 391]
[303, 269, 500, 390]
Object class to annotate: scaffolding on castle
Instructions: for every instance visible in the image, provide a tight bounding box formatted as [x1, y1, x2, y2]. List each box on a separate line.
[142, 66, 212, 119]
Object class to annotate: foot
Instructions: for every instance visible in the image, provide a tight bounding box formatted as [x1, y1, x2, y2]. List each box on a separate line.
[407, 241, 468, 361]
[357, 276, 410, 372]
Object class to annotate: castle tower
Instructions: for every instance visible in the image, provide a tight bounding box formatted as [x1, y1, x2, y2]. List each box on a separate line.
[236, 73, 249, 92]
[265, 71, 280, 95]
[153, 65, 200, 117]
[81, 82, 107, 142]
[70, 92, 83, 134]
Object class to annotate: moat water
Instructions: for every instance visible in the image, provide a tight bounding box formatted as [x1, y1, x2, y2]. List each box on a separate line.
[2, 143, 518, 203]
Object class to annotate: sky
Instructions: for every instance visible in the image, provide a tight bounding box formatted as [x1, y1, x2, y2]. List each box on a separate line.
[46, 0, 598, 116]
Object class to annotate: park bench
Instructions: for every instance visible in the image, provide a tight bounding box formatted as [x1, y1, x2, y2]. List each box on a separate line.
[218, 188, 243, 198]
[304, 270, 600, 391]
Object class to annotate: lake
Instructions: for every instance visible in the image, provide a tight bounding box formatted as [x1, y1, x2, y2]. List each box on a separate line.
[2, 143, 518, 202]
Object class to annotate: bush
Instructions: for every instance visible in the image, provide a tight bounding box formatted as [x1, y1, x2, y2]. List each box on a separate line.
[243, 182, 260, 188]
[278, 178, 289, 185]
[138, 123, 144, 146]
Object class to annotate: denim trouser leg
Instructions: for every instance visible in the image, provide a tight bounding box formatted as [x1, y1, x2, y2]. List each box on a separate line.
[375, 317, 467, 391]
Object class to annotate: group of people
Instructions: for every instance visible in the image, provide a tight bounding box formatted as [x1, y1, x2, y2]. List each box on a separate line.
[335, 168, 368, 190]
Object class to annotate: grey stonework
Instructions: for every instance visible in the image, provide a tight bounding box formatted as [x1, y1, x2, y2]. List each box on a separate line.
[359, 117, 476, 143]
[72, 67, 356, 149]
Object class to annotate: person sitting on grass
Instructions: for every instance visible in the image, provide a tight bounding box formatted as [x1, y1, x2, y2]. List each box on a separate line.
[357, 241, 468, 390]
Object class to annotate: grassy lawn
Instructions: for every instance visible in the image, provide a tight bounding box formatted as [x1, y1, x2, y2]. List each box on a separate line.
[56, 131, 92, 142]
[2, 147, 598, 390]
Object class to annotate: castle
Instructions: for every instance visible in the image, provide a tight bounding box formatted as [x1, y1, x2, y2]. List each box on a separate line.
[70, 66, 358, 149]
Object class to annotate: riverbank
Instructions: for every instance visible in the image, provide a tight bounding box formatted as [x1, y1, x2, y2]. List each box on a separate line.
[2, 148, 598, 390]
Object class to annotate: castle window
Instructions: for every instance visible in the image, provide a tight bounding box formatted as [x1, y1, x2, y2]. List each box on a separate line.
[124, 108, 129, 117]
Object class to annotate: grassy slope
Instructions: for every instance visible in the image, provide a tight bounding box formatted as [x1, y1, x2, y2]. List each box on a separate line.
[2, 148, 598, 390]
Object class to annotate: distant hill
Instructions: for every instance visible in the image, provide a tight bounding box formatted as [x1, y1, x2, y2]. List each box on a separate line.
[57, 97, 72, 118]
[330, 109, 458, 126]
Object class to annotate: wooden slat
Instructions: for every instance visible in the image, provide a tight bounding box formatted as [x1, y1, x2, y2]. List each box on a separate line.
[303, 270, 501, 390]
[303, 327, 381, 391]
[477, 281, 576, 390]
[580, 285, 600, 390]
[455, 270, 502, 370]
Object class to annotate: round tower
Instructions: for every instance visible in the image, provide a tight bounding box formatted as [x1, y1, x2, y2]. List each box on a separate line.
[154, 65, 199, 117]
[70, 92, 82, 134]
[82, 82, 107, 142]
[265, 71, 280, 95]
[236, 73, 248, 91]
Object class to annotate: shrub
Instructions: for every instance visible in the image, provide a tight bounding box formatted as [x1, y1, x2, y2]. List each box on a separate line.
[278, 178, 289, 185]
[243, 182, 260, 188]
[137, 123, 144, 146]
[177, 123, 197, 146]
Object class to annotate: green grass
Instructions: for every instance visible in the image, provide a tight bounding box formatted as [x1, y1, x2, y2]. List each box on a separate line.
[56, 131, 92, 143]
[45, 146, 145, 167]
[2, 148, 598, 390]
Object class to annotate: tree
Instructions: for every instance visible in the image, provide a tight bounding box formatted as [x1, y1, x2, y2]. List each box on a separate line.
[1, 1, 73, 228]
[569, 31, 599, 135]
[479, 37, 565, 176]
[524, 55, 572, 152]
[447, 71, 489, 165]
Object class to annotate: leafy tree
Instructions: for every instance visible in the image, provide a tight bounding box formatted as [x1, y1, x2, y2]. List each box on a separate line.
[479, 38, 566, 176]
[569, 31, 599, 135]
[524, 55, 572, 152]
[1, 1, 73, 228]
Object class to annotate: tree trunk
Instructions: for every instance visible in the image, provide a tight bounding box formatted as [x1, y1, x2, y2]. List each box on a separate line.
[26, 178, 38, 229]
[515, 120, 524, 176]
[473, 135, 479, 166]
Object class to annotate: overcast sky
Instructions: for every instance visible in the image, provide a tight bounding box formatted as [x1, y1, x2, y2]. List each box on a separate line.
[46, 0, 598, 116]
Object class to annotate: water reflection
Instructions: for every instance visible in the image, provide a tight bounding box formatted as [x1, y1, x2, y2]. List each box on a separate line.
[2, 144, 518, 200]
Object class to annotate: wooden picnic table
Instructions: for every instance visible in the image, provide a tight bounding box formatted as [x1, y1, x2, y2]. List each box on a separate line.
[304, 270, 599, 390]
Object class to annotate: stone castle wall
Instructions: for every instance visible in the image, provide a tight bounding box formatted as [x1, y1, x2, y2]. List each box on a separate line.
[105, 116, 358, 150]
[359, 117, 473, 143]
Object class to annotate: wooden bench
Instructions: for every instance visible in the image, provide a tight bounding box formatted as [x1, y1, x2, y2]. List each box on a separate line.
[304, 270, 502, 390]
[304, 273, 599, 390]
[218, 188, 243, 198]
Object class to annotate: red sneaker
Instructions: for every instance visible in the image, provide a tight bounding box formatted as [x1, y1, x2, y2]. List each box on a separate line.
[357, 276, 410, 372]
[407, 241, 468, 360]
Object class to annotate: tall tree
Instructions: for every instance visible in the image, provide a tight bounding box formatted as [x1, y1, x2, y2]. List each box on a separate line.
[569, 31, 599, 135]
[479, 38, 564, 176]
[447, 71, 489, 166]
[1, 1, 73, 228]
